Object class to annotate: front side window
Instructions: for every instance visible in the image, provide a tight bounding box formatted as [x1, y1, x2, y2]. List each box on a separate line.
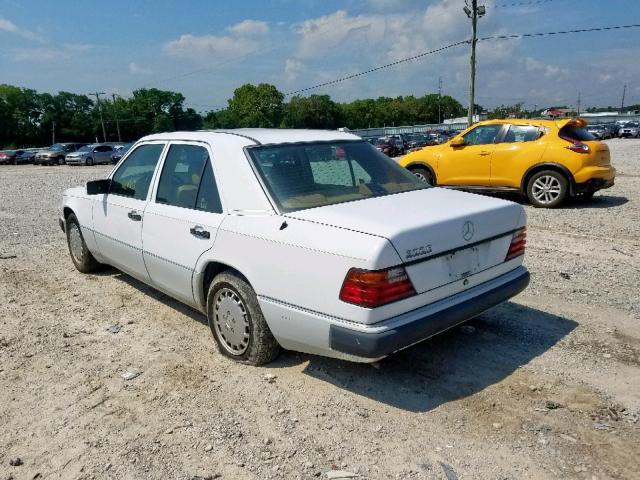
[463, 125, 503, 146]
[502, 125, 541, 143]
[110, 143, 164, 200]
[156, 144, 221, 212]
[248, 141, 427, 212]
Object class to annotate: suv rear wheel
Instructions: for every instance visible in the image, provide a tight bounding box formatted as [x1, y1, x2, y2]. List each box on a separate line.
[526, 170, 568, 208]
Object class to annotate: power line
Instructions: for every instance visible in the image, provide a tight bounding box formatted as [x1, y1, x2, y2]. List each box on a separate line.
[284, 40, 469, 96]
[491, 0, 556, 8]
[284, 23, 640, 97]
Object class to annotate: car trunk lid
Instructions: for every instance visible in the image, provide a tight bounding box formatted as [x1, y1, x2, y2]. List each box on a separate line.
[286, 187, 524, 294]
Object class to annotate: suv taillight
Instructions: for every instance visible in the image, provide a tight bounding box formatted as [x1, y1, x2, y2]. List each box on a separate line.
[340, 266, 416, 308]
[505, 227, 526, 261]
[565, 142, 590, 153]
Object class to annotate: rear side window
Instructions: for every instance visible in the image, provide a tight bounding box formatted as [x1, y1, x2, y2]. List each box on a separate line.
[110, 144, 164, 200]
[156, 144, 222, 213]
[502, 125, 541, 143]
[559, 126, 596, 142]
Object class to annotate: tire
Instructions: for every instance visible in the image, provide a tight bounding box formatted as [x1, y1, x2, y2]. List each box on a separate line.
[65, 213, 101, 273]
[58, 156, 65, 165]
[526, 170, 568, 208]
[206, 271, 280, 366]
[86, 157, 93, 166]
[411, 167, 434, 186]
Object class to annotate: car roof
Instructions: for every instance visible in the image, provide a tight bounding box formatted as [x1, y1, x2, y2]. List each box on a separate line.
[478, 118, 587, 130]
[141, 129, 361, 145]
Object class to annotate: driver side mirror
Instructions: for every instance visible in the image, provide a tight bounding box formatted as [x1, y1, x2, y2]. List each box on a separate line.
[450, 137, 466, 147]
[86, 179, 110, 195]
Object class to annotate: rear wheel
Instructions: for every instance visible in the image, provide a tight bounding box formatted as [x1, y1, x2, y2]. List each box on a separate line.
[65, 213, 101, 273]
[526, 170, 568, 208]
[86, 157, 93, 166]
[411, 167, 434, 186]
[206, 271, 280, 366]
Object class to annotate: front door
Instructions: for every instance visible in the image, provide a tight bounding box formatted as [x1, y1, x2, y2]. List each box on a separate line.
[142, 142, 225, 305]
[437, 124, 504, 186]
[92, 142, 166, 282]
[491, 124, 545, 187]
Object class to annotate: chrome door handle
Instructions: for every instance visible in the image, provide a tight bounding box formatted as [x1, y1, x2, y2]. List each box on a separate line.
[190, 225, 210, 239]
[127, 210, 142, 221]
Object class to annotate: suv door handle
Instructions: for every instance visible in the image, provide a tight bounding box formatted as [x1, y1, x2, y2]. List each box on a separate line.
[190, 226, 210, 239]
[479, 151, 491, 156]
[127, 210, 142, 221]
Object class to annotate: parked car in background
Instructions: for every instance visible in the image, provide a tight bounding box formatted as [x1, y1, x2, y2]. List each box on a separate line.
[587, 124, 611, 140]
[374, 136, 404, 157]
[110, 143, 132, 163]
[60, 129, 529, 365]
[0, 150, 19, 165]
[15, 148, 39, 164]
[618, 122, 640, 138]
[405, 133, 430, 152]
[400, 118, 615, 208]
[35, 143, 86, 165]
[65, 144, 116, 166]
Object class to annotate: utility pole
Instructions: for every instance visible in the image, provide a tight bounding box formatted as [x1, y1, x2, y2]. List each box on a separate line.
[112, 93, 122, 143]
[438, 76, 443, 124]
[577, 91, 581, 116]
[620, 84, 627, 114]
[52, 120, 56, 144]
[90, 91, 107, 142]
[464, 0, 485, 126]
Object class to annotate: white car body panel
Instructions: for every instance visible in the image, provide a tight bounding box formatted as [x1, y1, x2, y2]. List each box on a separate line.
[61, 129, 529, 362]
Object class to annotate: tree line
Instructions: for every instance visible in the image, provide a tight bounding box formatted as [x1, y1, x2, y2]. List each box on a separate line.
[0, 82, 466, 148]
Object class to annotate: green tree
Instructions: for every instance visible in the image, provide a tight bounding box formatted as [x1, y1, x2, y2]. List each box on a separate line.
[283, 95, 342, 129]
[227, 83, 284, 128]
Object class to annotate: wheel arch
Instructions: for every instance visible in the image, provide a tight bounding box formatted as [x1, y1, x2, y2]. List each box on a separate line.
[197, 260, 254, 310]
[521, 163, 575, 195]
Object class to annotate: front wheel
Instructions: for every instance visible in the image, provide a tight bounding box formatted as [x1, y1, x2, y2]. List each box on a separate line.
[411, 167, 434, 186]
[206, 271, 280, 366]
[65, 213, 102, 273]
[58, 157, 65, 165]
[526, 170, 568, 208]
[86, 157, 93, 166]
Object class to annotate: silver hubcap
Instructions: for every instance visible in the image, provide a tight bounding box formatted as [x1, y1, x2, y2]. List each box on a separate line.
[69, 223, 84, 263]
[213, 288, 250, 356]
[532, 175, 562, 204]
[414, 171, 431, 185]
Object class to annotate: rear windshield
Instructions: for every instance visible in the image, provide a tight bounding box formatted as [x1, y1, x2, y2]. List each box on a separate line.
[559, 126, 596, 142]
[248, 141, 428, 212]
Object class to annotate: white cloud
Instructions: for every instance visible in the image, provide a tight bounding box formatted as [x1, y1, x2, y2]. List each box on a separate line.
[12, 43, 91, 62]
[0, 16, 44, 42]
[525, 57, 569, 79]
[129, 61, 153, 75]
[226, 19, 269, 36]
[164, 19, 269, 61]
[284, 58, 305, 83]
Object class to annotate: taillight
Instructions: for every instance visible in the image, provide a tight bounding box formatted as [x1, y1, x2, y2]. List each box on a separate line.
[505, 227, 526, 261]
[565, 142, 590, 153]
[339, 266, 416, 308]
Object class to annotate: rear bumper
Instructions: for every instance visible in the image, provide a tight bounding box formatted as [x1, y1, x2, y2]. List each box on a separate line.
[574, 176, 615, 194]
[328, 267, 530, 359]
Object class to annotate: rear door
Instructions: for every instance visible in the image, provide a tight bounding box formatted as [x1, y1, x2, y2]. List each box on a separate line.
[437, 124, 503, 186]
[142, 142, 225, 305]
[92, 142, 166, 282]
[95, 145, 114, 164]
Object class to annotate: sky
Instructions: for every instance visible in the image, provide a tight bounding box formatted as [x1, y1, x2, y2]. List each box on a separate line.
[1, 0, 639, 113]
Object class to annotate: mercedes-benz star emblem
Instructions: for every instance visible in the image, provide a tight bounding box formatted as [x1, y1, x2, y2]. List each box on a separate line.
[462, 221, 475, 241]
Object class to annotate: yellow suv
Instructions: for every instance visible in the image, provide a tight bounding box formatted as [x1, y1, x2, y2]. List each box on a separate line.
[399, 118, 615, 207]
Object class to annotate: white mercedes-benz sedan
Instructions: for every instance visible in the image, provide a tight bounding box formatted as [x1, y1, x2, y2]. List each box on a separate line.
[60, 129, 529, 365]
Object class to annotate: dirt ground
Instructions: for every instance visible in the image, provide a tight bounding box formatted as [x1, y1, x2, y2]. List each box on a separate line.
[1, 139, 639, 480]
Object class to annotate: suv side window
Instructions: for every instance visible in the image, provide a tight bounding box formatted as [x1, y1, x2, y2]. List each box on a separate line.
[156, 144, 221, 212]
[110, 144, 164, 200]
[502, 125, 540, 143]
[463, 125, 503, 146]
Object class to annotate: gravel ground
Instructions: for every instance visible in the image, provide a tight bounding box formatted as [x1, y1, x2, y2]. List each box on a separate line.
[1, 139, 639, 480]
